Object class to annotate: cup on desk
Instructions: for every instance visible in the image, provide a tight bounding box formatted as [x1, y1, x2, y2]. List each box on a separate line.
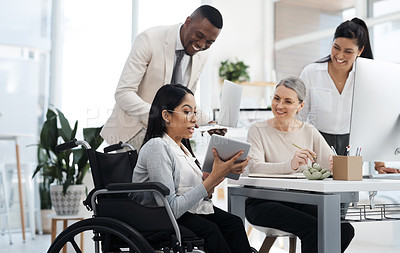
[332, 156, 363, 181]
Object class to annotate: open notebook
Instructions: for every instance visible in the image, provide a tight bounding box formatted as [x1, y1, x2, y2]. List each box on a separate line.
[249, 172, 306, 179]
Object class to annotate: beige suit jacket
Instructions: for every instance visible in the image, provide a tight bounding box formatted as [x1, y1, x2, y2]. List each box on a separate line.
[101, 24, 209, 145]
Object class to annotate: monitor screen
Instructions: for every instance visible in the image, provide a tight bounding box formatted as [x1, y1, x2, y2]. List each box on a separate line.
[349, 58, 400, 162]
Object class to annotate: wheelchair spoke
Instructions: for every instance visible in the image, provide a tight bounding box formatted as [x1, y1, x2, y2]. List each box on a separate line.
[69, 238, 83, 253]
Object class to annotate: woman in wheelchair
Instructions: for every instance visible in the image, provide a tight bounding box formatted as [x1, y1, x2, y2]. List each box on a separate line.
[132, 84, 255, 253]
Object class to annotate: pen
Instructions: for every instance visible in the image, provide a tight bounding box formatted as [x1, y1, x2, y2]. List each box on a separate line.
[292, 143, 317, 160]
[346, 145, 351, 156]
[292, 143, 303, 150]
[356, 147, 362, 156]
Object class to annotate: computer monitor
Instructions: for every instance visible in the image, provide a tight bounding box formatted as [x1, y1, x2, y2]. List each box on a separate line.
[349, 57, 400, 162]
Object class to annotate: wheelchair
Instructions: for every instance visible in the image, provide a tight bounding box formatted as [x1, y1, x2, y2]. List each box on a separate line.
[47, 139, 205, 253]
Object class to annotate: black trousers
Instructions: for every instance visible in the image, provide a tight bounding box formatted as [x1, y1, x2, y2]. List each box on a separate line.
[177, 206, 252, 253]
[245, 198, 354, 253]
[319, 131, 350, 156]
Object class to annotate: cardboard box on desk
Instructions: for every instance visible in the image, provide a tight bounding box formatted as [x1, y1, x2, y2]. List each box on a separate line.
[332, 156, 363, 181]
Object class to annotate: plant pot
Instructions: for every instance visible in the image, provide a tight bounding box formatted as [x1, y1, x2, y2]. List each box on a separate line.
[50, 184, 85, 215]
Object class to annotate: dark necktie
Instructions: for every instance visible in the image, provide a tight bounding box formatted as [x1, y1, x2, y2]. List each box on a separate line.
[171, 50, 185, 84]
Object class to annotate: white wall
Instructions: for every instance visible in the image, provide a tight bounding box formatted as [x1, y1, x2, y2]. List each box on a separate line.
[209, 0, 265, 81]
[200, 0, 266, 111]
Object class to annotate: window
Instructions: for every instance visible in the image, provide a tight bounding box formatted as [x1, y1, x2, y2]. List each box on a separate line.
[275, 1, 345, 79]
[61, 0, 132, 129]
[61, 0, 201, 129]
[371, 0, 400, 62]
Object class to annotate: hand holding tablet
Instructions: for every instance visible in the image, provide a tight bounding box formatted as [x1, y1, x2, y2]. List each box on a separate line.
[202, 135, 251, 180]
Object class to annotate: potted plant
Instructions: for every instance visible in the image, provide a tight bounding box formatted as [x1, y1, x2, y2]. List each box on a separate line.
[218, 58, 250, 83]
[33, 107, 103, 216]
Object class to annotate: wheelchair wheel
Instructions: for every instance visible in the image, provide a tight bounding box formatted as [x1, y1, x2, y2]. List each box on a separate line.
[48, 217, 155, 253]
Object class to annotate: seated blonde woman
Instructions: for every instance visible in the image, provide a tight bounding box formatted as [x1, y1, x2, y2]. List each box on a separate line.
[245, 77, 354, 253]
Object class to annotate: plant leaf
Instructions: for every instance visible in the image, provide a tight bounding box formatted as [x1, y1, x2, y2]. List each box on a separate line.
[40, 110, 58, 154]
[32, 163, 45, 179]
[57, 108, 76, 141]
[71, 120, 78, 140]
[83, 126, 104, 150]
[46, 108, 57, 121]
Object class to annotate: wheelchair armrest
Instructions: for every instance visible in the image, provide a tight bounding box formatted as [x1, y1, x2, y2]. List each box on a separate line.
[106, 182, 170, 196]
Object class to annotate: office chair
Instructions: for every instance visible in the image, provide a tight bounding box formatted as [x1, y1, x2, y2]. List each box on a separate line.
[250, 225, 297, 253]
[48, 139, 205, 253]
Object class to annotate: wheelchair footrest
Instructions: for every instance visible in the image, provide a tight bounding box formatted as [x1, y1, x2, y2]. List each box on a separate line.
[183, 238, 205, 252]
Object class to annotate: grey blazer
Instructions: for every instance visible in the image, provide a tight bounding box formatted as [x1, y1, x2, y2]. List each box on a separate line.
[132, 138, 208, 218]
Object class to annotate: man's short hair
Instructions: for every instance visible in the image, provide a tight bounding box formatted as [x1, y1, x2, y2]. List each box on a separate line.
[193, 5, 223, 29]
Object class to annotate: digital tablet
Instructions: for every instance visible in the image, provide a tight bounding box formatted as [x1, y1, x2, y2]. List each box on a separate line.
[202, 134, 251, 180]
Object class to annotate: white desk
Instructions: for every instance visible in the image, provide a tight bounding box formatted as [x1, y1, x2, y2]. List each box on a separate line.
[227, 177, 400, 253]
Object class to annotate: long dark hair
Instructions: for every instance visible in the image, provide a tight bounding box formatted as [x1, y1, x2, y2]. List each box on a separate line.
[141, 84, 197, 160]
[317, 17, 373, 63]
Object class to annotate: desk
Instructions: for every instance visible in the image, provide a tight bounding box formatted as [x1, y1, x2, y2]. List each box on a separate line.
[0, 134, 34, 241]
[227, 177, 400, 253]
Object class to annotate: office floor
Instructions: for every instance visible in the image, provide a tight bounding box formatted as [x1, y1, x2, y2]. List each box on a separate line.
[2, 222, 400, 252]
[247, 222, 400, 253]
[0, 232, 50, 252]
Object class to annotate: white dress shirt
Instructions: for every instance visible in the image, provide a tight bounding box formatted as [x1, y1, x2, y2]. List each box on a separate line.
[175, 24, 192, 86]
[162, 134, 214, 215]
[298, 62, 355, 135]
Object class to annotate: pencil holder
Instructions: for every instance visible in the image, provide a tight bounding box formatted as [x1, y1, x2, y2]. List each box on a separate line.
[332, 156, 363, 181]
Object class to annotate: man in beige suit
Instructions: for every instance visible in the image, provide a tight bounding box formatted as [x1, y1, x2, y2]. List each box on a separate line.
[101, 5, 223, 150]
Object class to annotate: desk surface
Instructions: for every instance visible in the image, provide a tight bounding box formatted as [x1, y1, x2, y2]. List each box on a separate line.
[228, 177, 400, 192]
